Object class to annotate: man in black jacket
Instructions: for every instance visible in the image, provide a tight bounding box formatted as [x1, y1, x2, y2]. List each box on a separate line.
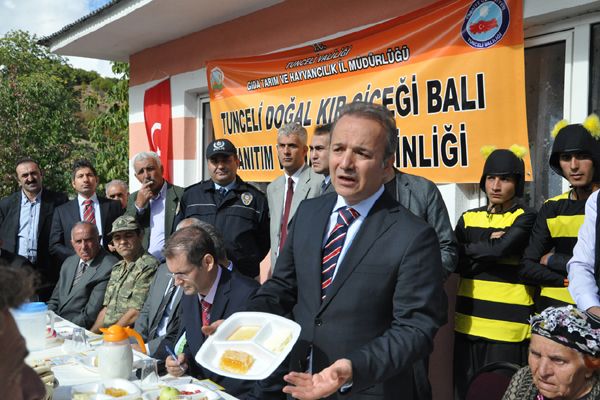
[0, 158, 68, 299]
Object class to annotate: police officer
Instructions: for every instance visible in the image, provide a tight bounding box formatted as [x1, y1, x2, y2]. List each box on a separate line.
[174, 139, 270, 279]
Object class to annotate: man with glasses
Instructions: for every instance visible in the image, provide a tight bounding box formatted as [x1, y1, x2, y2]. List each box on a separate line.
[91, 215, 159, 333]
[162, 226, 282, 398]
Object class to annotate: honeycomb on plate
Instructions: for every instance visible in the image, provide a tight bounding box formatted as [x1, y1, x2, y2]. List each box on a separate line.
[219, 349, 255, 374]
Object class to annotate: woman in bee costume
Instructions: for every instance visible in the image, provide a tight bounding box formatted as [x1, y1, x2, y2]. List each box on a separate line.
[453, 146, 537, 400]
[519, 115, 600, 311]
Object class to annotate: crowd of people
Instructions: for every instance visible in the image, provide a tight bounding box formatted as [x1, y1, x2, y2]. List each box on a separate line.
[2, 101, 600, 400]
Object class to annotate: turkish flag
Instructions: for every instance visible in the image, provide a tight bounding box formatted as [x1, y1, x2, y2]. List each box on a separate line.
[143, 78, 172, 181]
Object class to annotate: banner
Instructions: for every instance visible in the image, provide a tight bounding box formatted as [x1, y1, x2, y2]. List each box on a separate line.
[207, 0, 531, 183]
[143, 78, 172, 181]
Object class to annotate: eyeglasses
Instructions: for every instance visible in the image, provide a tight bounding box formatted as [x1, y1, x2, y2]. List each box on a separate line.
[165, 270, 195, 281]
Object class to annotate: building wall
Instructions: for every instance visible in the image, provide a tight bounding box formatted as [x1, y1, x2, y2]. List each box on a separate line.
[126, 3, 600, 397]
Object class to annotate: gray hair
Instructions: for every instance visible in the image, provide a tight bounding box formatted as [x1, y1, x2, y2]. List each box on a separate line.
[105, 179, 128, 194]
[278, 122, 308, 145]
[333, 102, 398, 163]
[70, 221, 100, 241]
[132, 151, 162, 168]
[175, 218, 227, 264]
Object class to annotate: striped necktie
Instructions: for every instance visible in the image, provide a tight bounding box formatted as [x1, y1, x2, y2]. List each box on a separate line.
[321, 207, 359, 300]
[83, 199, 96, 225]
[201, 299, 212, 327]
[72, 261, 88, 288]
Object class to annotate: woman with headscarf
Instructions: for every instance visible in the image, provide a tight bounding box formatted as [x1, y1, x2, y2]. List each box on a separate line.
[503, 305, 600, 399]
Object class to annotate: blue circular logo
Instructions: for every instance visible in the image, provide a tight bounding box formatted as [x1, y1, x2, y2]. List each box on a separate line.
[461, 0, 510, 49]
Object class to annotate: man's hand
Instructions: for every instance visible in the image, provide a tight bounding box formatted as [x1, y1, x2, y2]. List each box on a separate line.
[490, 231, 505, 240]
[201, 319, 224, 336]
[282, 359, 352, 400]
[540, 251, 554, 266]
[135, 181, 154, 209]
[165, 353, 188, 377]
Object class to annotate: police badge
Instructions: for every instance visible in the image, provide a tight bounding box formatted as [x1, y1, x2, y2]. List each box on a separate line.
[241, 192, 253, 206]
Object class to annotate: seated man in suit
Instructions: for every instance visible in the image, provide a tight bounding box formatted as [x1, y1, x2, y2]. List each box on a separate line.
[126, 151, 183, 262]
[47, 222, 118, 329]
[0, 157, 68, 299]
[90, 215, 159, 333]
[245, 102, 446, 400]
[133, 218, 203, 355]
[162, 226, 282, 399]
[50, 159, 122, 264]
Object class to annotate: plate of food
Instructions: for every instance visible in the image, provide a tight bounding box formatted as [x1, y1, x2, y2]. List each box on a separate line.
[143, 383, 220, 400]
[195, 311, 301, 380]
[71, 378, 141, 399]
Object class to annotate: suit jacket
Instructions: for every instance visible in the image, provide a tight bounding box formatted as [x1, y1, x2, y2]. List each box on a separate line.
[0, 189, 68, 290]
[267, 165, 323, 268]
[125, 182, 183, 253]
[49, 196, 122, 264]
[388, 170, 458, 279]
[47, 249, 118, 329]
[249, 191, 447, 400]
[173, 270, 263, 396]
[320, 177, 335, 195]
[134, 263, 183, 355]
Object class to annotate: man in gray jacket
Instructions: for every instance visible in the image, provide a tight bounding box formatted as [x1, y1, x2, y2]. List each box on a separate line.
[47, 222, 118, 328]
[384, 165, 458, 400]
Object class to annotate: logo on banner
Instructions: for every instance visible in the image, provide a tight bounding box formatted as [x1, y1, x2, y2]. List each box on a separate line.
[461, 0, 509, 49]
[210, 67, 224, 91]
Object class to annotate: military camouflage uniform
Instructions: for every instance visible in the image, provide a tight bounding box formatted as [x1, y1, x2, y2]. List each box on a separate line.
[102, 252, 159, 327]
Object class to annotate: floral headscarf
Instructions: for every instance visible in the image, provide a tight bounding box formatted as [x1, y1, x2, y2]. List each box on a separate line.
[530, 305, 600, 357]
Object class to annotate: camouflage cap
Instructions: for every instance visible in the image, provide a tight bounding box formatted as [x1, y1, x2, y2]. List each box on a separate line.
[108, 215, 141, 236]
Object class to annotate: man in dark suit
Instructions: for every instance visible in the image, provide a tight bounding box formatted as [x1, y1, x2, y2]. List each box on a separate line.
[47, 222, 118, 329]
[0, 158, 68, 299]
[162, 226, 283, 399]
[246, 102, 447, 400]
[309, 123, 334, 195]
[126, 151, 183, 262]
[49, 159, 122, 264]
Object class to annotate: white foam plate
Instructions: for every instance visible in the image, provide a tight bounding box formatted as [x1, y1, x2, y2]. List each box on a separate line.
[71, 378, 141, 399]
[195, 311, 300, 380]
[142, 383, 220, 400]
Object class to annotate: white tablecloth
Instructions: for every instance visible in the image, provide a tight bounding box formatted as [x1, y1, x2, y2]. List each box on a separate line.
[26, 316, 238, 400]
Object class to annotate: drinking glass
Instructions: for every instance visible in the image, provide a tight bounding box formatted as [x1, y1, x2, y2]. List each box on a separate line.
[138, 358, 159, 388]
[71, 327, 88, 352]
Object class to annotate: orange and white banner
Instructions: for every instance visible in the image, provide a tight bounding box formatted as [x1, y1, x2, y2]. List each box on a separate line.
[207, 0, 530, 183]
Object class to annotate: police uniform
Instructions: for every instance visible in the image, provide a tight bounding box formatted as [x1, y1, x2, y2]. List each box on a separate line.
[453, 148, 537, 400]
[175, 177, 270, 278]
[519, 190, 582, 310]
[103, 252, 159, 327]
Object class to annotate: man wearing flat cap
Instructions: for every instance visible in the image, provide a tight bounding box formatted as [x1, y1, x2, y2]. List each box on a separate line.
[91, 215, 159, 333]
[174, 139, 270, 279]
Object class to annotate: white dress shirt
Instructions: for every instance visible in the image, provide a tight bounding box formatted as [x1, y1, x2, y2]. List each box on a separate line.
[567, 190, 600, 310]
[77, 194, 104, 244]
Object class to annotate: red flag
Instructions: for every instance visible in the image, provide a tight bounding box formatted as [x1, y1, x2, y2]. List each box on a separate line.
[143, 78, 172, 181]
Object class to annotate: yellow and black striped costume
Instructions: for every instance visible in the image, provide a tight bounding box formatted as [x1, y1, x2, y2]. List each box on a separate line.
[520, 190, 584, 310]
[455, 204, 537, 342]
